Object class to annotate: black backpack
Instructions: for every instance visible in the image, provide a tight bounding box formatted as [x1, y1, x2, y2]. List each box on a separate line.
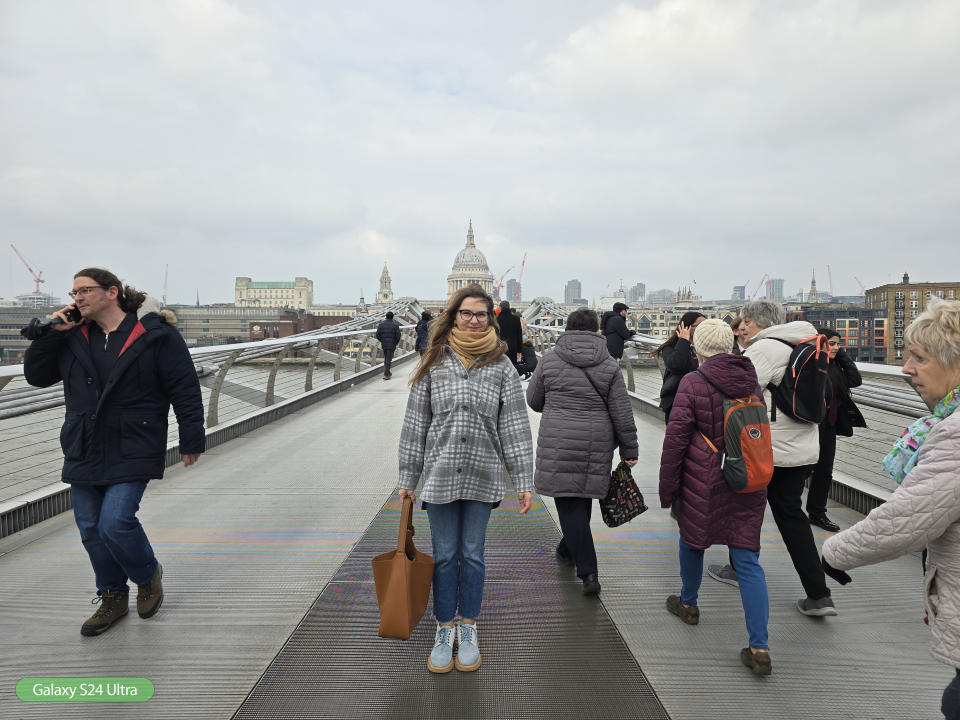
[765, 335, 829, 424]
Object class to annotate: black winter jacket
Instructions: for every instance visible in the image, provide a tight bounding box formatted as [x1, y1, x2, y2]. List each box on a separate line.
[375, 319, 402, 351]
[414, 319, 431, 351]
[826, 349, 866, 437]
[658, 337, 698, 414]
[24, 311, 205, 486]
[600, 311, 631, 359]
[497, 311, 524, 361]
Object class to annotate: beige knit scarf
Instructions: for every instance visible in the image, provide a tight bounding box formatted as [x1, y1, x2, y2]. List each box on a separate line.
[448, 327, 500, 369]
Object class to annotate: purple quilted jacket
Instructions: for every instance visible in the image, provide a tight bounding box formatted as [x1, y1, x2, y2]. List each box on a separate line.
[658, 353, 768, 551]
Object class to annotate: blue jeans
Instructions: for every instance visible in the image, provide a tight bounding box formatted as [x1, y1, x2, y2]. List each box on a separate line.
[944, 670, 960, 720]
[425, 500, 494, 623]
[71, 482, 157, 593]
[678, 538, 769, 649]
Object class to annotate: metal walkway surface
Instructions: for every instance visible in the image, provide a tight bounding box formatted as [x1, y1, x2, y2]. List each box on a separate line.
[0, 361, 947, 719]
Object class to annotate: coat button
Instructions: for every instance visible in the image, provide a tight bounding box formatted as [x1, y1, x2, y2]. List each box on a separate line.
[86, 377, 94, 384]
[457, 468, 462, 473]
[462, 404, 468, 410]
[89, 413, 96, 421]
[461, 437, 467, 442]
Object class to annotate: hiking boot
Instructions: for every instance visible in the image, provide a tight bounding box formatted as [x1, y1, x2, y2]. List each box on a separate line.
[454, 621, 481, 672]
[137, 562, 163, 619]
[81, 590, 129, 637]
[796, 596, 838, 617]
[582, 574, 601, 596]
[707, 564, 739, 587]
[809, 513, 840, 532]
[740, 647, 772, 676]
[666, 595, 700, 625]
[427, 623, 456, 673]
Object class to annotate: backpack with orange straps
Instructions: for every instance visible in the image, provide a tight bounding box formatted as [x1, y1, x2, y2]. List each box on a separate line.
[696, 371, 774, 494]
[765, 334, 830, 424]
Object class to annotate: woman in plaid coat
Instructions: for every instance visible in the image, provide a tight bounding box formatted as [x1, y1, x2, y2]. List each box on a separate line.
[398, 285, 534, 674]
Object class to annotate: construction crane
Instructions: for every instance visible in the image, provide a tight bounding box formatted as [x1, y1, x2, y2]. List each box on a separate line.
[854, 276, 866, 295]
[513, 252, 527, 302]
[827, 265, 835, 297]
[493, 266, 514, 301]
[10, 243, 45, 294]
[749, 273, 769, 301]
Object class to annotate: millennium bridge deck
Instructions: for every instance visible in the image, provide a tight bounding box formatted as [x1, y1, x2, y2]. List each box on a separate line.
[0, 360, 944, 719]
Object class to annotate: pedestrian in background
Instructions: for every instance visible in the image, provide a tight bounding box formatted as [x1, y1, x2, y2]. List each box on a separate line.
[398, 285, 534, 674]
[526, 308, 638, 596]
[601, 302, 632, 360]
[415, 311, 432, 356]
[652, 311, 706, 422]
[659, 319, 772, 675]
[375, 311, 402, 379]
[822, 299, 960, 719]
[496, 300, 524, 371]
[807, 327, 866, 533]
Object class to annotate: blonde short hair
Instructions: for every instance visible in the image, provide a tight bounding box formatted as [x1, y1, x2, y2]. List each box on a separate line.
[904, 298, 960, 369]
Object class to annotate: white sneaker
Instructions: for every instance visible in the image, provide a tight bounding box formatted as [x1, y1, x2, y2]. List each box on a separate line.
[455, 620, 481, 672]
[427, 623, 455, 673]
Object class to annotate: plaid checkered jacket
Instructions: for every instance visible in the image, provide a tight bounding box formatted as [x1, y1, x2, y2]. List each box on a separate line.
[398, 347, 534, 504]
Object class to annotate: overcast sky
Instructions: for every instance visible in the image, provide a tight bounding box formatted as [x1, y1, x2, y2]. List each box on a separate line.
[2, 0, 958, 306]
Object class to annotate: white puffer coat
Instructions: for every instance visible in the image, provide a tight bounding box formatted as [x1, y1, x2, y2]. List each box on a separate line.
[823, 411, 960, 668]
[743, 321, 820, 466]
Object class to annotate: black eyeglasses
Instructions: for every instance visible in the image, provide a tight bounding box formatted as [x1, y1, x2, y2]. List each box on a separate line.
[457, 310, 490, 323]
[68, 286, 105, 299]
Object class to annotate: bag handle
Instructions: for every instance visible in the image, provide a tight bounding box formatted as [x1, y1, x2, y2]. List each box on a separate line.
[397, 496, 416, 554]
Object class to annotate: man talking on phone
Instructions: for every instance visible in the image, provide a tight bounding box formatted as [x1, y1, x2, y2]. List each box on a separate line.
[24, 268, 204, 636]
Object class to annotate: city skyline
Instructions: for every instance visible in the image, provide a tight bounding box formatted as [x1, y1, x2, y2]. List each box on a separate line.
[2, 2, 958, 305]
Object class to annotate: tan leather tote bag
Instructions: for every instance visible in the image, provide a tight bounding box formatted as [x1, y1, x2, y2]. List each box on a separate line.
[371, 496, 434, 639]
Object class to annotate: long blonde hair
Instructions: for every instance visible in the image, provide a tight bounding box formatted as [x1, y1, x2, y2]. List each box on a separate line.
[409, 285, 505, 386]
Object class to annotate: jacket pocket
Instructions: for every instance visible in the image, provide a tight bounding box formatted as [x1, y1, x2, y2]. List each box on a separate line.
[120, 412, 169, 459]
[59, 410, 88, 461]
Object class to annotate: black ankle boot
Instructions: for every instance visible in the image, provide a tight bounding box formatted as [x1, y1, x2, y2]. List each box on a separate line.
[582, 574, 601, 596]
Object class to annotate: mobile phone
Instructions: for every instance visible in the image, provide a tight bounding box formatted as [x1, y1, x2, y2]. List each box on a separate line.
[65, 305, 82, 323]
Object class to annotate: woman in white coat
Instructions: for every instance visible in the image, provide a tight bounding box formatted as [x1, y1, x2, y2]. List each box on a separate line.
[822, 299, 960, 720]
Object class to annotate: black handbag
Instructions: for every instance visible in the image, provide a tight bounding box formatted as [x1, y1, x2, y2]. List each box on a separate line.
[600, 460, 648, 528]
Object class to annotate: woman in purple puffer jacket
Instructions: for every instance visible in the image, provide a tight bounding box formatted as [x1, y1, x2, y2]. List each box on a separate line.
[658, 319, 772, 676]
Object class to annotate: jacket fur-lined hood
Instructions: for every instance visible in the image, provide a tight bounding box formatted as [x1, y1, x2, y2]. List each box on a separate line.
[137, 295, 177, 326]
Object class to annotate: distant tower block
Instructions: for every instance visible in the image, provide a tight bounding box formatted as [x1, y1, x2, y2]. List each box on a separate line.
[376, 262, 394, 304]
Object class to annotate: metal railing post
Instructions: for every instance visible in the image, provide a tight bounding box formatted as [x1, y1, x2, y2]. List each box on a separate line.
[207, 349, 243, 428]
[623, 356, 635, 392]
[265, 343, 293, 406]
[334, 340, 344, 381]
[354, 336, 365, 374]
[305, 341, 323, 392]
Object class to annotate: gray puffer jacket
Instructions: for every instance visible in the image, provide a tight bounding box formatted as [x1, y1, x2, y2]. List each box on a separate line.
[823, 410, 960, 668]
[526, 331, 639, 498]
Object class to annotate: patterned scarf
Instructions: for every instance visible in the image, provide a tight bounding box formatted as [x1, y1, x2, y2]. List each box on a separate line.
[448, 327, 500, 369]
[883, 386, 960, 484]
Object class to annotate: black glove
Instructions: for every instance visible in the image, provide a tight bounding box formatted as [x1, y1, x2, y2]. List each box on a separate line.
[822, 556, 852, 585]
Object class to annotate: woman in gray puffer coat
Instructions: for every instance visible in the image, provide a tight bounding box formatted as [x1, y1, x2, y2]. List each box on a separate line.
[526, 309, 639, 596]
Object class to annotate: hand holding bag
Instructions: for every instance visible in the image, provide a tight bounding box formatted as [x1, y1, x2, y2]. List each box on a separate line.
[600, 460, 648, 528]
[371, 496, 434, 639]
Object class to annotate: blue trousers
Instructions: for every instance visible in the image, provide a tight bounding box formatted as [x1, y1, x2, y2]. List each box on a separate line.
[678, 538, 769, 649]
[71, 482, 157, 593]
[944, 669, 960, 720]
[425, 500, 493, 623]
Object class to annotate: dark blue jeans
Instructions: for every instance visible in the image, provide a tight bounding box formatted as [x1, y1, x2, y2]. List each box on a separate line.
[425, 500, 494, 623]
[71, 481, 157, 593]
[944, 670, 960, 720]
[678, 538, 769, 649]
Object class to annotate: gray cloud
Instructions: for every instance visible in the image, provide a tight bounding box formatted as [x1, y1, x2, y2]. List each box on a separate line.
[1, 0, 957, 305]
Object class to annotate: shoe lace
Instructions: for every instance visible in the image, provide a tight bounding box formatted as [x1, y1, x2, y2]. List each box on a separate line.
[89, 592, 120, 618]
[435, 626, 454, 647]
[458, 623, 476, 645]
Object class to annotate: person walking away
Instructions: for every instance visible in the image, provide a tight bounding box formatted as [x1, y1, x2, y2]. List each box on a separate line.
[821, 299, 960, 719]
[23, 268, 204, 636]
[376, 311, 402, 379]
[496, 301, 524, 371]
[659, 319, 772, 674]
[652, 312, 706, 422]
[397, 285, 534, 673]
[600, 302, 632, 360]
[706, 301, 838, 617]
[415, 311, 432, 356]
[526, 308, 638, 596]
[807, 328, 866, 532]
